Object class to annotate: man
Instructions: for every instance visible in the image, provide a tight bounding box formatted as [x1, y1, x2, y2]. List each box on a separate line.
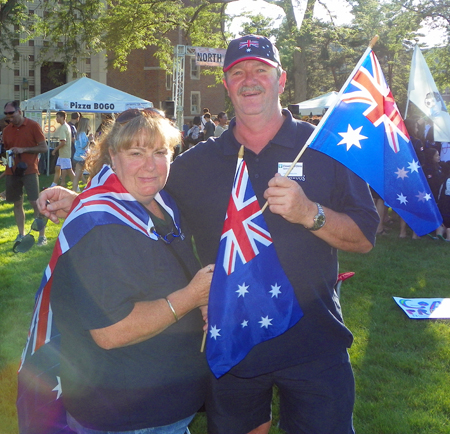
[3, 100, 48, 246]
[39, 35, 379, 434]
[214, 111, 228, 137]
[203, 112, 215, 140]
[200, 107, 210, 131]
[50, 111, 75, 188]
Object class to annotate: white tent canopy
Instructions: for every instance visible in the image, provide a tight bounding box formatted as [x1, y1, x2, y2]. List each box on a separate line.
[21, 77, 152, 113]
[290, 91, 339, 116]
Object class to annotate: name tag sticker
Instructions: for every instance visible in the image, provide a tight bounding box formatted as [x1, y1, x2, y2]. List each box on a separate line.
[278, 162, 304, 178]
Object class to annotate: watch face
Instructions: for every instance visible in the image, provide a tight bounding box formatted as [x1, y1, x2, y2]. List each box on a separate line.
[315, 213, 326, 228]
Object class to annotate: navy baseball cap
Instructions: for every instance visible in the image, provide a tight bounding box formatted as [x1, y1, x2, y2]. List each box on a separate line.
[223, 35, 281, 72]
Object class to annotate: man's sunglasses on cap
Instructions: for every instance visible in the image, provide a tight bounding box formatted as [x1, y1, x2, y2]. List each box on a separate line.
[4, 110, 17, 115]
[116, 108, 165, 125]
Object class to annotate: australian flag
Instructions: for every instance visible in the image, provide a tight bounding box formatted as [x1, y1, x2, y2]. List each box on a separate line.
[206, 148, 304, 378]
[307, 48, 442, 236]
[17, 165, 179, 433]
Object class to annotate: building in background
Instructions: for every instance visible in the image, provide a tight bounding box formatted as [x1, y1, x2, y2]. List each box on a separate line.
[0, 5, 225, 128]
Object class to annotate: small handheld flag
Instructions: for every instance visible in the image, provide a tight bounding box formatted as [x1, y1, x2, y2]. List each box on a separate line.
[206, 147, 303, 378]
[300, 39, 442, 236]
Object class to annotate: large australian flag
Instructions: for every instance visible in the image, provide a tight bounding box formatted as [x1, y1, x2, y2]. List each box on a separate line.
[206, 148, 304, 378]
[307, 48, 442, 236]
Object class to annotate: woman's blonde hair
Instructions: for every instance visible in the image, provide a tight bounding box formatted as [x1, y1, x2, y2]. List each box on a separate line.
[76, 117, 90, 138]
[85, 111, 181, 179]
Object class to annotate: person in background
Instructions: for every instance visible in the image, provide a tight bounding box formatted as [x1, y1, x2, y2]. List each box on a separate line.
[214, 111, 228, 137]
[200, 107, 209, 131]
[186, 116, 202, 148]
[51, 111, 75, 188]
[68, 112, 80, 165]
[203, 113, 215, 140]
[3, 100, 48, 246]
[72, 117, 91, 192]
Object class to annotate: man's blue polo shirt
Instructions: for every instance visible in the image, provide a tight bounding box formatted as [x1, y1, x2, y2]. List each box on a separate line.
[166, 109, 379, 377]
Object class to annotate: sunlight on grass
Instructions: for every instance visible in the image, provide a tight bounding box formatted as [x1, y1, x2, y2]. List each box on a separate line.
[1, 170, 450, 434]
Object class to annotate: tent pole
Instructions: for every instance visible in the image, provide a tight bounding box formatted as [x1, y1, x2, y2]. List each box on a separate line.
[46, 109, 51, 176]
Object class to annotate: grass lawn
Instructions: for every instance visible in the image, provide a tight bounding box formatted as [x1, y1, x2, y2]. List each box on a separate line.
[1, 167, 450, 433]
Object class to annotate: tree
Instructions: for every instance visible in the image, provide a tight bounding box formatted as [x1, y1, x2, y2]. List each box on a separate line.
[0, 0, 236, 73]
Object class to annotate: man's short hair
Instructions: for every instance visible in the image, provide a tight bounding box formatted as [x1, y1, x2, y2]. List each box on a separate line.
[4, 100, 20, 111]
[71, 112, 80, 120]
[218, 111, 227, 120]
[56, 111, 66, 119]
[204, 113, 211, 120]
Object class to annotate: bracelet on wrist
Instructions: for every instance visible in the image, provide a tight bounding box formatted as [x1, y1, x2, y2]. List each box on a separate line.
[165, 297, 179, 322]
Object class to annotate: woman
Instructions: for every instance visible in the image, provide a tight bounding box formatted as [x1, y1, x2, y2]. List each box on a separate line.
[49, 109, 214, 433]
[185, 116, 202, 148]
[72, 117, 91, 192]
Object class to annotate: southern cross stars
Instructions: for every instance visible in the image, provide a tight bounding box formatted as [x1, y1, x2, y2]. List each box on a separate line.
[259, 316, 273, 328]
[337, 125, 368, 151]
[210, 325, 221, 340]
[416, 191, 432, 202]
[236, 283, 249, 298]
[397, 193, 408, 205]
[408, 159, 420, 173]
[269, 283, 282, 298]
[395, 167, 409, 180]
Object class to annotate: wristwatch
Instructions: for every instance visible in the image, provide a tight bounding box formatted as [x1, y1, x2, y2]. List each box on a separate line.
[304, 202, 326, 231]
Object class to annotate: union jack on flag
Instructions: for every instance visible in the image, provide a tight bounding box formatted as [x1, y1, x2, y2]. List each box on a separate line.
[307, 48, 442, 236]
[239, 39, 259, 50]
[220, 159, 272, 275]
[17, 165, 180, 434]
[206, 149, 303, 378]
[341, 51, 408, 154]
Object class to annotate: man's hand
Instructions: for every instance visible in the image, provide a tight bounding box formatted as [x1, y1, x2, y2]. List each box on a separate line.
[37, 186, 78, 224]
[263, 173, 316, 226]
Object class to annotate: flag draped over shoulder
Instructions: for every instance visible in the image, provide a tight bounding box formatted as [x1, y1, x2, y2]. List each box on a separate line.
[307, 48, 442, 236]
[17, 165, 179, 434]
[406, 45, 450, 142]
[206, 149, 304, 379]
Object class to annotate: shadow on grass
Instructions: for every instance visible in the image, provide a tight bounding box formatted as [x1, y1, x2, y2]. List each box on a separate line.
[340, 226, 450, 434]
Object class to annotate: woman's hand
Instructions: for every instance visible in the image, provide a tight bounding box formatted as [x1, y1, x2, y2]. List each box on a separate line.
[37, 186, 78, 223]
[185, 264, 215, 309]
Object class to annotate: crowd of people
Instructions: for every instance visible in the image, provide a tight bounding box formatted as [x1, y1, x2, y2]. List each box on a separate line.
[2, 32, 448, 434]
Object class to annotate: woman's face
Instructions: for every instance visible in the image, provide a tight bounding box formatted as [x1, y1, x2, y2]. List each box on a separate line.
[110, 135, 171, 207]
[433, 151, 441, 163]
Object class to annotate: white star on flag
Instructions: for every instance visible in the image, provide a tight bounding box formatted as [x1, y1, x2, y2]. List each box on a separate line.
[241, 320, 248, 328]
[397, 193, 408, 205]
[259, 316, 273, 328]
[52, 376, 62, 400]
[408, 160, 420, 173]
[236, 283, 249, 298]
[269, 283, 282, 298]
[210, 325, 221, 340]
[337, 125, 368, 151]
[395, 167, 409, 180]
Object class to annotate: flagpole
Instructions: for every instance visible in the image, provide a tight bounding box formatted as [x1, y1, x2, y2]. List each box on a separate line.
[404, 42, 419, 118]
[261, 35, 379, 213]
[201, 145, 245, 354]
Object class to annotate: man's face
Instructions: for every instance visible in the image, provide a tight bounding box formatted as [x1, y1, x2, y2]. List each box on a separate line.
[4, 104, 22, 126]
[220, 114, 228, 125]
[223, 60, 286, 118]
[56, 114, 64, 125]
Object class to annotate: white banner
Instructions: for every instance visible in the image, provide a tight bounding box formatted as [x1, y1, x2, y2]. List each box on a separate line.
[407, 45, 450, 142]
[195, 47, 226, 67]
[51, 99, 151, 113]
